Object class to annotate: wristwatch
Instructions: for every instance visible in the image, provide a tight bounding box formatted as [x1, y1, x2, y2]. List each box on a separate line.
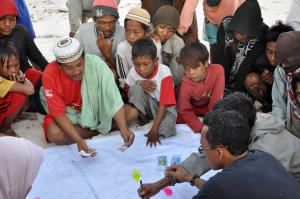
[189, 175, 200, 186]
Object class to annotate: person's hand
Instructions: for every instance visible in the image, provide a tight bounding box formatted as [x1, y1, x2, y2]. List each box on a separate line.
[182, 29, 199, 45]
[76, 139, 89, 153]
[10, 71, 25, 83]
[145, 128, 161, 147]
[165, 164, 193, 182]
[137, 182, 162, 199]
[261, 69, 273, 85]
[9, 74, 18, 82]
[121, 129, 135, 147]
[16, 72, 25, 83]
[69, 31, 76, 38]
[139, 80, 156, 93]
[97, 31, 113, 61]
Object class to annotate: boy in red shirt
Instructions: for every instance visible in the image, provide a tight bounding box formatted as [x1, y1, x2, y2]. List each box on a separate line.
[124, 38, 177, 147]
[177, 42, 224, 133]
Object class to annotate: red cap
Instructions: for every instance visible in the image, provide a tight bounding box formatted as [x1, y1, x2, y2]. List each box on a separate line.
[0, 0, 19, 18]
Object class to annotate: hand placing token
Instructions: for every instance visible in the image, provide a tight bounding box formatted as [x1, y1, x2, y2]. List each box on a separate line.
[78, 148, 97, 158]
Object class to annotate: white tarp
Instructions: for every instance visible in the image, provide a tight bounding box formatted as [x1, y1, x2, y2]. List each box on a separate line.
[27, 124, 217, 199]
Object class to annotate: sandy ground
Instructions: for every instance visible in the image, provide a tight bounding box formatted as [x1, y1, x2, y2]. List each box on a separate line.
[12, 0, 293, 148]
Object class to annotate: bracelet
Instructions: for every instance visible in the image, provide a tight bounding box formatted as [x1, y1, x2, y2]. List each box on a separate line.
[189, 175, 200, 186]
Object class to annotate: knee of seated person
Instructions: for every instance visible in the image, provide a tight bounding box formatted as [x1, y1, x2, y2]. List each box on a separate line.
[244, 73, 262, 91]
[46, 127, 70, 145]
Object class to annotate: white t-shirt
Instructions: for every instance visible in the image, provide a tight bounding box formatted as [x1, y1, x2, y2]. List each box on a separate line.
[116, 39, 162, 88]
[125, 64, 176, 106]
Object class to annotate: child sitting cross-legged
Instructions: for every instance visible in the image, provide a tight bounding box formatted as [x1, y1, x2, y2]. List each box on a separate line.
[177, 42, 225, 133]
[124, 38, 177, 147]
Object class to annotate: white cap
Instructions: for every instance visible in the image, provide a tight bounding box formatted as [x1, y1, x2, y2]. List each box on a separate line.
[53, 38, 83, 63]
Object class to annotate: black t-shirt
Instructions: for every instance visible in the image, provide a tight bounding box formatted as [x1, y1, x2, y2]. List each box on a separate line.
[193, 150, 300, 199]
[0, 25, 48, 72]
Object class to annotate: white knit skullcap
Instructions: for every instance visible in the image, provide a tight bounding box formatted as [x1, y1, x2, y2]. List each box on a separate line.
[125, 7, 151, 27]
[53, 38, 84, 63]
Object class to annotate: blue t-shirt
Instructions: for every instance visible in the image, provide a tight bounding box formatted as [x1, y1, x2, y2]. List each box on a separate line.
[193, 150, 300, 199]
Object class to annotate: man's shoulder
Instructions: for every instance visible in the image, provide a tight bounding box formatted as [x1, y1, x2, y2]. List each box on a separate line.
[79, 22, 95, 30]
[113, 24, 126, 43]
[116, 40, 130, 53]
[85, 54, 106, 66]
[76, 22, 96, 38]
[43, 61, 60, 77]
[208, 64, 224, 74]
[170, 34, 184, 47]
[14, 24, 28, 33]
[157, 64, 172, 76]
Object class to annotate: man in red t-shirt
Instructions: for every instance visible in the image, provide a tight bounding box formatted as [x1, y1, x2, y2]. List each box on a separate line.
[41, 38, 134, 156]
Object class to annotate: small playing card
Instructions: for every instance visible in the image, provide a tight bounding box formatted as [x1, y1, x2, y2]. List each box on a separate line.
[118, 133, 135, 152]
[170, 155, 181, 165]
[78, 149, 97, 158]
[157, 155, 168, 170]
[118, 145, 129, 152]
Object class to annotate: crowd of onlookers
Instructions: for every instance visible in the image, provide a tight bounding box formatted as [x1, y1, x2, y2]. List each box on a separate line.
[1, 0, 300, 198]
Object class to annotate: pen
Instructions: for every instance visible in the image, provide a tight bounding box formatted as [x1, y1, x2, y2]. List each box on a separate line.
[140, 179, 145, 199]
[140, 179, 144, 189]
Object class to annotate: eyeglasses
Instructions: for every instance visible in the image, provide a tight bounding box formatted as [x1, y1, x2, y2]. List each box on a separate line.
[198, 145, 225, 154]
[295, 92, 300, 97]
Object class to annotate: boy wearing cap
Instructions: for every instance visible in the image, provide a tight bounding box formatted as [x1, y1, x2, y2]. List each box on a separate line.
[272, 31, 300, 138]
[152, 5, 185, 87]
[75, 0, 125, 78]
[116, 7, 162, 88]
[41, 38, 134, 154]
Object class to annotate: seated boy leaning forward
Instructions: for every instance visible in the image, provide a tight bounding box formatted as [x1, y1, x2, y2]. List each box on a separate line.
[40, 38, 134, 155]
[244, 21, 294, 113]
[0, 41, 36, 136]
[177, 42, 225, 133]
[124, 38, 177, 147]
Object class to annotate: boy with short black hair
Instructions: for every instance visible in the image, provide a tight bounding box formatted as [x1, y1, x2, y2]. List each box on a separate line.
[244, 21, 294, 112]
[125, 38, 177, 147]
[177, 42, 224, 133]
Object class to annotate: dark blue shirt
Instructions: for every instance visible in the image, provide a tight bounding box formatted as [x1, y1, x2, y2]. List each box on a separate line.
[193, 150, 300, 199]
